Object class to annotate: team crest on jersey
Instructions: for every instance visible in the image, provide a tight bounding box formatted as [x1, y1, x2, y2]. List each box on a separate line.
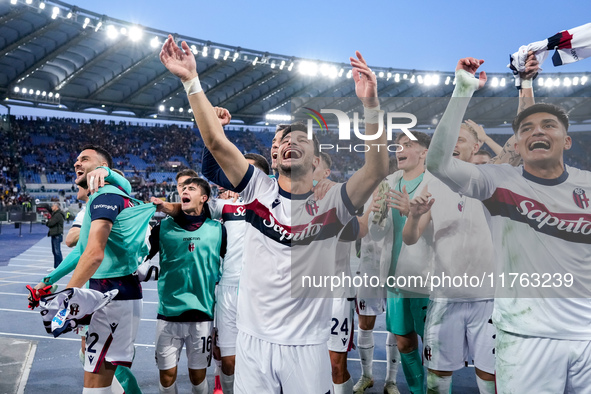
[305, 199, 319, 216]
[188, 242, 195, 252]
[573, 188, 590, 209]
[458, 200, 464, 212]
[424, 345, 432, 361]
[69, 303, 79, 316]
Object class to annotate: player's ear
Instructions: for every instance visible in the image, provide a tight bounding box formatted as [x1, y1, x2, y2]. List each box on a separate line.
[564, 135, 572, 151]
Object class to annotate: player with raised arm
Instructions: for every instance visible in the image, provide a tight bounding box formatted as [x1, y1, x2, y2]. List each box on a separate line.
[426, 56, 591, 393]
[159, 35, 389, 393]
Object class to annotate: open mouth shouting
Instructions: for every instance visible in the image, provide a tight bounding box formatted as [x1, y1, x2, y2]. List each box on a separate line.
[282, 148, 303, 161]
[528, 140, 551, 152]
[397, 154, 408, 164]
[181, 196, 191, 204]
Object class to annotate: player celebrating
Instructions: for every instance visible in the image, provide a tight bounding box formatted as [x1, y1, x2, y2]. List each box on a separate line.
[145, 176, 226, 394]
[160, 35, 389, 393]
[427, 57, 591, 393]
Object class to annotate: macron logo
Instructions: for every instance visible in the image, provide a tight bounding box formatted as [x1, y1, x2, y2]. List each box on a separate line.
[93, 204, 118, 211]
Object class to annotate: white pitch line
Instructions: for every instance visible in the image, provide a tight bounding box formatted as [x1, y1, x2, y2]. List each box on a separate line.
[0, 280, 157, 291]
[0, 293, 158, 305]
[0, 332, 156, 348]
[16, 341, 37, 394]
[0, 308, 159, 322]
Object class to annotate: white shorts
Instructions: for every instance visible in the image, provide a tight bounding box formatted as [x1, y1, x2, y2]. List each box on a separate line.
[84, 299, 142, 373]
[215, 284, 239, 357]
[356, 295, 386, 316]
[155, 319, 213, 371]
[423, 300, 495, 374]
[496, 329, 591, 394]
[328, 298, 355, 353]
[234, 331, 332, 394]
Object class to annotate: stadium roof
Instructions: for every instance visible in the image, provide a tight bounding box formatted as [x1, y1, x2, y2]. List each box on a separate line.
[1, 0, 590, 127]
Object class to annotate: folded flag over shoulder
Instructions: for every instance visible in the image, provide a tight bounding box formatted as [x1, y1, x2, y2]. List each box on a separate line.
[509, 23, 591, 87]
[39, 288, 118, 337]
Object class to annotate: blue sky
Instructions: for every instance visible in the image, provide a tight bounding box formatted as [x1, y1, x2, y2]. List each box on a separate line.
[67, 0, 591, 73]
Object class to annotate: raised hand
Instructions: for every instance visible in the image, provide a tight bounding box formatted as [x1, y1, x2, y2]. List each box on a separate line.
[465, 119, 487, 146]
[85, 167, 109, 194]
[313, 178, 336, 201]
[521, 50, 540, 81]
[350, 51, 379, 108]
[409, 185, 434, 218]
[386, 185, 410, 217]
[159, 35, 198, 82]
[455, 57, 487, 90]
[213, 107, 232, 126]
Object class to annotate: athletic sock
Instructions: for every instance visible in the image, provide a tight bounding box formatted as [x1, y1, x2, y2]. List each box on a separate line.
[333, 377, 354, 394]
[79, 349, 85, 367]
[400, 349, 425, 394]
[159, 381, 178, 394]
[357, 327, 375, 378]
[385, 332, 400, 383]
[82, 387, 112, 394]
[221, 371, 235, 394]
[476, 376, 495, 394]
[426, 371, 451, 394]
[191, 379, 208, 394]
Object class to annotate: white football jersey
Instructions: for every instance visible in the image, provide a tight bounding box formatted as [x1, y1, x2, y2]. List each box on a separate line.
[72, 205, 86, 228]
[209, 198, 246, 287]
[426, 176, 495, 300]
[235, 166, 357, 345]
[465, 164, 591, 339]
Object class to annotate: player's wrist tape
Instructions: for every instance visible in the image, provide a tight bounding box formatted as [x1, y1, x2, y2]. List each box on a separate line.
[182, 75, 203, 96]
[521, 79, 533, 89]
[364, 105, 381, 124]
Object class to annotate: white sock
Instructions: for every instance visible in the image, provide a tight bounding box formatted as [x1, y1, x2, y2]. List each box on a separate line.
[110, 376, 123, 394]
[82, 387, 112, 394]
[79, 349, 85, 367]
[385, 332, 400, 383]
[221, 371, 235, 394]
[427, 371, 452, 394]
[357, 327, 374, 377]
[334, 377, 354, 394]
[159, 381, 178, 394]
[476, 376, 495, 394]
[214, 358, 222, 376]
[191, 379, 208, 394]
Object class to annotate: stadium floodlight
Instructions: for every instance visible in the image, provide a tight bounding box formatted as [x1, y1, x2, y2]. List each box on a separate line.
[338, 68, 344, 78]
[270, 61, 276, 69]
[395, 73, 401, 82]
[280, 60, 285, 70]
[202, 46, 208, 57]
[252, 56, 259, 66]
[573, 77, 579, 86]
[538, 77, 545, 87]
[35, 90, 40, 95]
[500, 78, 506, 87]
[491, 77, 499, 87]
[106, 25, 118, 39]
[223, 50, 230, 60]
[432, 74, 440, 86]
[151, 37, 161, 49]
[378, 71, 384, 78]
[14, 87, 19, 93]
[39, 2, 45, 9]
[554, 77, 560, 87]
[55, 93, 59, 98]
[120, 27, 127, 36]
[26, 0, 33, 3]
[42, 91, 46, 96]
[129, 26, 143, 42]
[48, 92, 53, 98]
[179, 108, 184, 113]
[410, 75, 416, 84]
[10, 0, 16, 4]
[214, 48, 220, 59]
[445, 76, 450, 85]
[266, 113, 291, 122]
[67, 11, 72, 19]
[190, 44, 198, 55]
[233, 51, 239, 62]
[563, 77, 572, 87]
[158, 105, 164, 111]
[51, 7, 59, 19]
[299, 61, 318, 77]
[417, 75, 423, 84]
[169, 106, 174, 112]
[287, 62, 294, 71]
[28, 89, 34, 94]
[95, 21, 103, 32]
[188, 108, 192, 113]
[403, 74, 408, 79]
[83, 17, 90, 29]
[346, 70, 352, 79]
[582, 76, 588, 85]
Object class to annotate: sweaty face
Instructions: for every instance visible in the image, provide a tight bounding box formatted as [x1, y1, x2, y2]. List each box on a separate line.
[277, 130, 317, 177]
[177, 175, 191, 195]
[74, 149, 107, 188]
[181, 183, 207, 214]
[396, 136, 427, 172]
[514, 112, 571, 168]
[454, 128, 479, 163]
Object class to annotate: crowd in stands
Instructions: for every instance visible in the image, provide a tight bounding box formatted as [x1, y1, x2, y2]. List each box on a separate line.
[3, 115, 591, 204]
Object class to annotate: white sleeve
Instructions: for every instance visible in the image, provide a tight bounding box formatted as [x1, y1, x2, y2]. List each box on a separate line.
[234, 165, 276, 204]
[208, 198, 225, 220]
[72, 206, 86, 228]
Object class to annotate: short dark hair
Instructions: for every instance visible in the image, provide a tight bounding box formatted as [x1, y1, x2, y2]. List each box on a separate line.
[512, 103, 569, 134]
[176, 169, 199, 182]
[182, 177, 211, 199]
[319, 152, 332, 170]
[474, 149, 492, 158]
[244, 153, 270, 175]
[112, 168, 125, 177]
[281, 122, 320, 155]
[81, 145, 113, 168]
[395, 131, 431, 149]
